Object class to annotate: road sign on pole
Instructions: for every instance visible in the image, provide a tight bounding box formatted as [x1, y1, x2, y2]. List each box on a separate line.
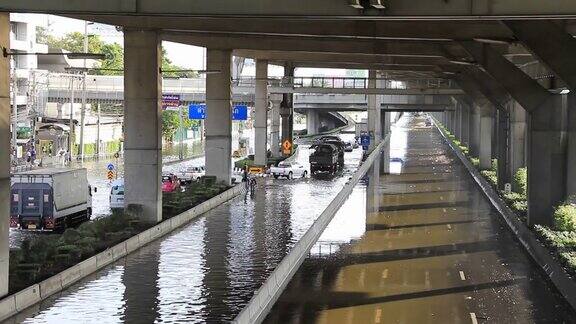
[360, 134, 370, 150]
[107, 170, 114, 180]
[282, 140, 292, 155]
[107, 163, 114, 171]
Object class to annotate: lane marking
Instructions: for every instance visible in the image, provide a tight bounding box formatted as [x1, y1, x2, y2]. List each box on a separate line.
[382, 269, 389, 279]
[446, 224, 452, 230]
[375, 308, 382, 323]
[425, 270, 430, 288]
[459, 270, 466, 281]
[470, 313, 478, 324]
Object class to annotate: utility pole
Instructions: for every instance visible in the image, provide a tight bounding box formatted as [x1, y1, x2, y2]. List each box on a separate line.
[68, 76, 75, 162]
[11, 58, 17, 157]
[178, 104, 184, 160]
[79, 20, 89, 163]
[96, 103, 101, 158]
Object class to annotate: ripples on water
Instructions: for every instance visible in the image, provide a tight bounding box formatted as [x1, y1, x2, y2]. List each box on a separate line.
[13, 138, 364, 323]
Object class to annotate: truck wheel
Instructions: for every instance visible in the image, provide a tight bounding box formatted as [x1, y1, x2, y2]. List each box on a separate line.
[302, 171, 308, 178]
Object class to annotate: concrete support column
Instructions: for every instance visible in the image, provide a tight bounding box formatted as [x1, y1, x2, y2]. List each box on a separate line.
[254, 59, 268, 166]
[0, 13, 9, 297]
[479, 106, 494, 170]
[527, 96, 567, 226]
[567, 94, 576, 197]
[509, 101, 527, 190]
[205, 49, 232, 184]
[460, 102, 470, 146]
[270, 97, 281, 158]
[454, 101, 462, 140]
[306, 110, 319, 136]
[367, 70, 381, 149]
[123, 29, 162, 223]
[280, 63, 294, 157]
[497, 106, 511, 189]
[469, 105, 481, 157]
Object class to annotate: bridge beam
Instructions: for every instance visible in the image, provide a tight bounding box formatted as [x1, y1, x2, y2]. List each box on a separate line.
[123, 29, 162, 223]
[254, 59, 268, 166]
[205, 49, 233, 184]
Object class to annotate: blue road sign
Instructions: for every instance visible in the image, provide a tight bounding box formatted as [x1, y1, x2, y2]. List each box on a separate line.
[188, 104, 206, 119]
[107, 163, 115, 171]
[232, 105, 248, 120]
[360, 134, 370, 150]
[188, 104, 248, 120]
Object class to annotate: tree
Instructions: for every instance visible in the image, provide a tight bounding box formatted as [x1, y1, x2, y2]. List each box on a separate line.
[162, 110, 180, 142]
[40, 31, 196, 77]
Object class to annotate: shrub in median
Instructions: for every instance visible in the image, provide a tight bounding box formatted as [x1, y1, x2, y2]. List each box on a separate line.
[480, 170, 497, 187]
[514, 167, 527, 196]
[554, 204, 576, 232]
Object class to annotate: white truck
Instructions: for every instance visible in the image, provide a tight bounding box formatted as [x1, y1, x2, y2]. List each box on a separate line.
[10, 168, 94, 231]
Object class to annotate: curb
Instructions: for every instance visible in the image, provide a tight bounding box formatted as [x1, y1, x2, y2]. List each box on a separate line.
[0, 184, 245, 322]
[433, 119, 576, 311]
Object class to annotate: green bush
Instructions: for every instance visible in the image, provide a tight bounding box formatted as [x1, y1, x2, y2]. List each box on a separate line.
[514, 167, 527, 196]
[480, 170, 497, 187]
[491, 159, 498, 172]
[511, 200, 528, 215]
[470, 157, 480, 168]
[554, 204, 576, 232]
[535, 225, 576, 249]
[560, 252, 576, 274]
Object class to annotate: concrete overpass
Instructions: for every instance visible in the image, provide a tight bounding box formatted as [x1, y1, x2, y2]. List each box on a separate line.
[1, 1, 576, 310]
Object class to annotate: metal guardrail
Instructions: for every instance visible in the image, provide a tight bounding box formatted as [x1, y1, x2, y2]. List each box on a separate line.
[232, 134, 390, 324]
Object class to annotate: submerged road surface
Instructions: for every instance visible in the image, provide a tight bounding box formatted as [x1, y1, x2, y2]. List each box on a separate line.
[7, 141, 362, 323]
[264, 115, 576, 323]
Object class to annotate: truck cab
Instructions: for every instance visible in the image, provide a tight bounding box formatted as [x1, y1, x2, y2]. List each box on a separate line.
[309, 143, 340, 175]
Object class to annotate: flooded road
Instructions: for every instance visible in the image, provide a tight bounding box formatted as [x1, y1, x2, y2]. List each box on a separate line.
[8, 137, 363, 323]
[264, 115, 576, 323]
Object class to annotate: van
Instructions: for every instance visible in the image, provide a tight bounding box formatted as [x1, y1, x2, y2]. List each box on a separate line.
[109, 179, 124, 209]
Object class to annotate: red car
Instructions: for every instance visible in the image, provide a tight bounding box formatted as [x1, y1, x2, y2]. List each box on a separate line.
[162, 174, 181, 193]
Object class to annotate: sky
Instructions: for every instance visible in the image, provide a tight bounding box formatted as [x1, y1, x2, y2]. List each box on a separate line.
[32, 14, 362, 77]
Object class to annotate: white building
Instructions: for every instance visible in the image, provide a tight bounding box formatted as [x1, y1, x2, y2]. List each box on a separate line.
[9, 13, 48, 126]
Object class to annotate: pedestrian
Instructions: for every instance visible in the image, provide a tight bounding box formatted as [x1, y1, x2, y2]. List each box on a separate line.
[242, 164, 248, 182]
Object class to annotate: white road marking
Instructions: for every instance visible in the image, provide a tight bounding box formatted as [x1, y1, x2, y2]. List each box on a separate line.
[447, 224, 452, 230]
[382, 269, 389, 279]
[470, 312, 478, 324]
[375, 308, 382, 323]
[459, 270, 466, 281]
[425, 270, 431, 288]
[443, 208, 447, 213]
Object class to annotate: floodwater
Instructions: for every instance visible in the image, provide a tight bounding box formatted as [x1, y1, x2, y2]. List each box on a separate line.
[264, 115, 576, 323]
[7, 135, 363, 323]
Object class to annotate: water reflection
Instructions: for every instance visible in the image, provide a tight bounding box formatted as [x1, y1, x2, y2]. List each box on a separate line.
[264, 114, 576, 323]
[12, 140, 363, 323]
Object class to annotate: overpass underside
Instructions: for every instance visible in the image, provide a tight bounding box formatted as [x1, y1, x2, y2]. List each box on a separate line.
[1, 0, 576, 316]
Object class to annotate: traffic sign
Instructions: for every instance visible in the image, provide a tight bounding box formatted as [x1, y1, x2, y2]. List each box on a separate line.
[107, 170, 114, 180]
[107, 163, 115, 171]
[188, 104, 250, 120]
[162, 94, 181, 109]
[360, 134, 370, 150]
[282, 140, 292, 155]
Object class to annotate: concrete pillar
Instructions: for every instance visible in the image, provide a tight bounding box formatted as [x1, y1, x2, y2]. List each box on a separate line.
[454, 101, 462, 139]
[123, 29, 162, 223]
[306, 110, 319, 136]
[280, 64, 294, 157]
[0, 13, 9, 297]
[497, 106, 511, 189]
[527, 95, 567, 226]
[479, 107, 494, 170]
[205, 49, 232, 184]
[254, 59, 268, 166]
[567, 94, 576, 197]
[469, 105, 481, 157]
[460, 102, 470, 146]
[270, 97, 281, 158]
[367, 70, 381, 149]
[509, 101, 527, 191]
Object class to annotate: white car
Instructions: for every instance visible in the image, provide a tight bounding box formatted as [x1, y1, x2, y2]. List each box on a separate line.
[109, 179, 124, 209]
[178, 166, 205, 184]
[270, 162, 308, 179]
